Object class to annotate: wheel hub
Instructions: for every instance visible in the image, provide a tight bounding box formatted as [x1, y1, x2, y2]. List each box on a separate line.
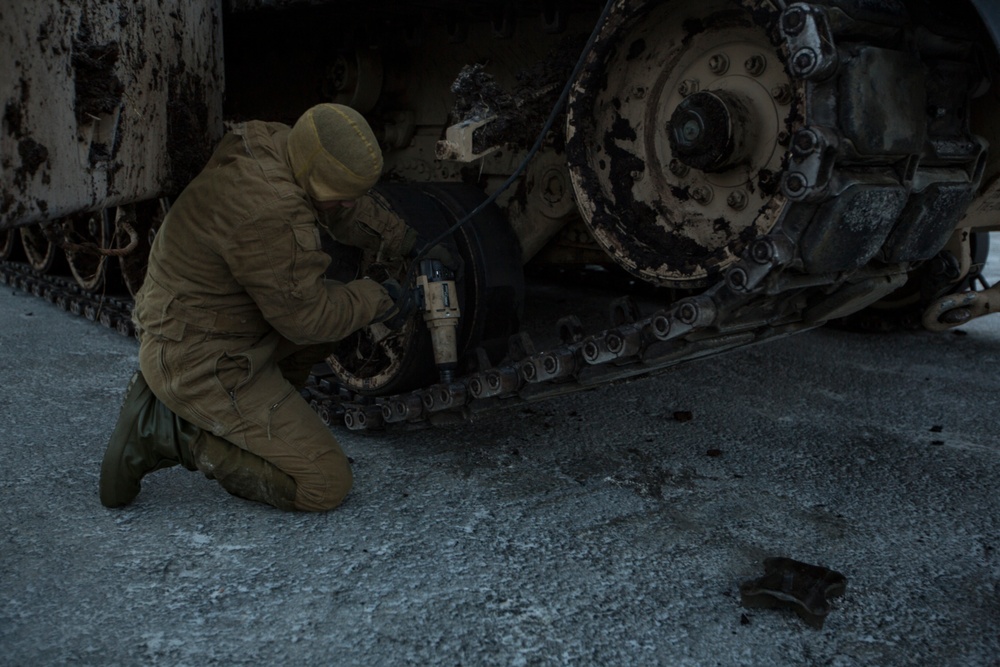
[566, 0, 798, 287]
[669, 90, 755, 173]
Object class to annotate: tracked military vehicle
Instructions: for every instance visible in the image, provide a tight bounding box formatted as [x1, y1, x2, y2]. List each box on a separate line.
[2, 0, 999, 428]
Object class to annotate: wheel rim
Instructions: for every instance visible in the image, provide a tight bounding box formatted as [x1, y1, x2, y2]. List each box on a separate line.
[566, 0, 797, 287]
[20, 224, 65, 274]
[0, 228, 24, 261]
[63, 210, 114, 292]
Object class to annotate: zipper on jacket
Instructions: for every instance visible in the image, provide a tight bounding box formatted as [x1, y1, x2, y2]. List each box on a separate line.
[267, 387, 295, 440]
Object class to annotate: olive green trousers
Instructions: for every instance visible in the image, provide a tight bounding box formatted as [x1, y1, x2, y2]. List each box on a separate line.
[139, 331, 352, 511]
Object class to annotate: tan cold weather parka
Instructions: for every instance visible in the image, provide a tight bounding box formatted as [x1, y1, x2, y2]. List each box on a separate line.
[131, 120, 407, 511]
[135, 120, 400, 346]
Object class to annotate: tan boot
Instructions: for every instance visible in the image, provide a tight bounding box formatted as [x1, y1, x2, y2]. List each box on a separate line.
[99, 371, 201, 507]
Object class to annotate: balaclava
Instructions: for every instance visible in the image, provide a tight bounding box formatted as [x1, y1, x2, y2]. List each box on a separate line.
[287, 103, 383, 202]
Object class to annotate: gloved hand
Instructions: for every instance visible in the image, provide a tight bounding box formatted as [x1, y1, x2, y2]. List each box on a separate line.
[421, 242, 464, 278]
[373, 279, 417, 330]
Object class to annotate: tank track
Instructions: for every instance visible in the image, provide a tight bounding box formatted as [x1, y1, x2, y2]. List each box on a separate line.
[0, 258, 766, 431]
[1, 262, 139, 337]
[0, 256, 792, 431]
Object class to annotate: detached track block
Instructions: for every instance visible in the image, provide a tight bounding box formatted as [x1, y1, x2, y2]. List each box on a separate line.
[739, 557, 847, 629]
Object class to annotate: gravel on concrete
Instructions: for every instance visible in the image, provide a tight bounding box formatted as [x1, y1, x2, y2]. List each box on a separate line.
[1, 244, 998, 666]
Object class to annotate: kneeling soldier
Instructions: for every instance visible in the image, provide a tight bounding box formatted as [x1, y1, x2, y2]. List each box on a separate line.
[100, 103, 417, 511]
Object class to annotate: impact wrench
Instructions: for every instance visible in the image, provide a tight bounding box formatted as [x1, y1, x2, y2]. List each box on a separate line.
[414, 258, 461, 384]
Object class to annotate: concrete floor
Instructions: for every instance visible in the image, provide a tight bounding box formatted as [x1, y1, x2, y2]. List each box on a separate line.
[1, 246, 998, 666]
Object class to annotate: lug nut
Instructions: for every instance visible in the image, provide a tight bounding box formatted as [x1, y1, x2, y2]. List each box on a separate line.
[744, 55, 766, 76]
[708, 53, 730, 75]
[726, 190, 748, 210]
[777, 130, 790, 147]
[678, 79, 699, 97]
[668, 159, 690, 178]
[691, 185, 713, 204]
[771, 83, 792, 105]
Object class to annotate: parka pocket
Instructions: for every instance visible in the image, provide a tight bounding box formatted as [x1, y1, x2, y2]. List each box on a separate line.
[291, 223, 322, 252]
[155, 342, 221, 433]
[289, 222, 326, 298]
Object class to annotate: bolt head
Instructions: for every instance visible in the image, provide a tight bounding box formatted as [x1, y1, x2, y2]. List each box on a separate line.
[782, 7, 807, 36]
[668, 159, 690, 178]
[691, 186, 713, 204]
[680, 117, 703, 144]
[726, 267, 748, 290]
[744, 55, 766, 76]
[771, 83, 792, 105]
[678, 79, 699, 97]
[726, 190, 747, 210]
[791, 48, 818, 76]
[708, 53, 729, 75]
[792, 129, 819, 156]
[783, 172, 809, 196]
[677, 302, 699, 324]
[751, 238, 774, 264]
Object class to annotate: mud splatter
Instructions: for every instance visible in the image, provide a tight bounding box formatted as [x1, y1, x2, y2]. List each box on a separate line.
[166, 66, 211, 190]
[72, 15, 123, 121]
[16, 138, 48, 186]
[3, 101, 22, 137]
[449, 35, 585, 153]
[626, 38, 646, 61]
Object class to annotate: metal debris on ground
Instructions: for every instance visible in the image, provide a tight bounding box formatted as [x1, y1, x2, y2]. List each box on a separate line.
[739, 557, 847, 629]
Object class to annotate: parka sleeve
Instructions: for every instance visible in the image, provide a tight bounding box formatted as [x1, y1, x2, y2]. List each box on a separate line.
[225, 195, 394, 345]
[317, 194, 418, 260]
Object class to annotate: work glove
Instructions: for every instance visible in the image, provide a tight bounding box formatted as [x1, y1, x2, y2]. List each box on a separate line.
[422, 242, 463, 276]
[373, 279, 418, 330]
[408, 236, 464, 282]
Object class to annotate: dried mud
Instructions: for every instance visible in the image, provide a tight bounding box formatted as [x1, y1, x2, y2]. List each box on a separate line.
[449, 36, 584, 153]
[71, 15, 124, 122]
